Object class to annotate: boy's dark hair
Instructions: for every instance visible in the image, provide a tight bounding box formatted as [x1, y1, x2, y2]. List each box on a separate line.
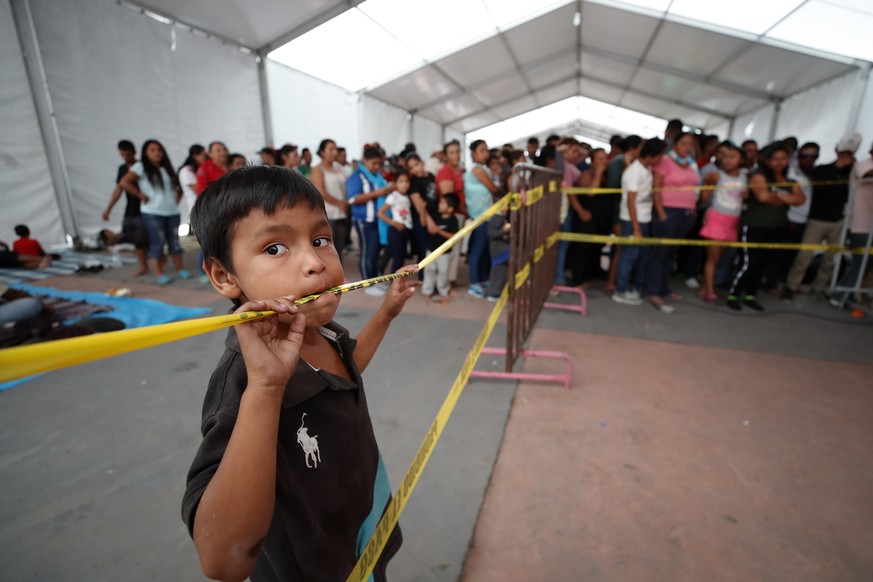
[363, 145, 382, 160]
[229, 153, 246, 166]
[641, 137, 667, 159]
[622, 135, 643, 151]
[527, 137, 539, 145]
[118, 140, 135, 152]
[442, 193, 460, 212]
[666, 119, 683, 133]
[191, 166, 325, 273]
[404, 152, 422, 165]
[799, 141, 820, 152]
[469, 139, 486, 152]
[536, 144, 557, 166]
[14, 224, 30, 237]
[742, 139, 757, 148]
[610, 134, 623, 147]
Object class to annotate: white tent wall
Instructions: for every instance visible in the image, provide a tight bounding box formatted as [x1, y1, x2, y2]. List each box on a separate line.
[706, 121, 731, 142]
[730, 104, 776, 146]
[0, 0, 65, 247]
[445, 127, 466, 151]
[359, 95, 410, 156]
[412, 115, 444, 157]
[853, 72, 873, 154]
[266, 60, 360, 158]
[774, 72, 860, 163]
[27, 0, 264, 238]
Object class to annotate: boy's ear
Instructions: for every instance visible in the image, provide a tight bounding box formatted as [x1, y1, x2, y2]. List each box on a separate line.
[203, 258, 243, 301]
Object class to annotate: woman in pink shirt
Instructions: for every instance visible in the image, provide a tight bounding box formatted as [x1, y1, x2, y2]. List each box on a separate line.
[644, 132, 700, 312]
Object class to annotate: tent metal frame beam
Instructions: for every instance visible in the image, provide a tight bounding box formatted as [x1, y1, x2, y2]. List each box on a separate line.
[11, 0, 80, 241]
[259, 0, 366, 54]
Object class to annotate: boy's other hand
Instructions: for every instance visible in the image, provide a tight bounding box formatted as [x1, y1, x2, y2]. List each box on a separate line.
[382, 265, 421, 318]
[234, 297, 305, 394]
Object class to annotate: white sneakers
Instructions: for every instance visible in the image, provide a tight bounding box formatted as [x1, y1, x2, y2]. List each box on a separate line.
[684, 277, 700, 289]
[612, 290, 643, 306]
[363, 284, 387, 297]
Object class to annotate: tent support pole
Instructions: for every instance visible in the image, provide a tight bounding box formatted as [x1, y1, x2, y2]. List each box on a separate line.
[408, 112, 414, 148]
[256, 53, 274, 147]
[727, 117, 736, 141]
[10, 0, 80, 243]
[767, 100, 782, 143]
[846, 62, 871, 132]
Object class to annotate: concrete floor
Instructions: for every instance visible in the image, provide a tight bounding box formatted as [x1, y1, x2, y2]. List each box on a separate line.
[1, 249, 871, 581]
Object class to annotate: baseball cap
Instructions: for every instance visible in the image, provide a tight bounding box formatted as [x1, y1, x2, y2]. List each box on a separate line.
[835, 132, 862, 153]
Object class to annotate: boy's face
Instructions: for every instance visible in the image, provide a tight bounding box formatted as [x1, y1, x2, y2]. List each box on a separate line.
[438, 198, 453, 215]
[119, 148, 136, 166]
[210, 203, 344, 329]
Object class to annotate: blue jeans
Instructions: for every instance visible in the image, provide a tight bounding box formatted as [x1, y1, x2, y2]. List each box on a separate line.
[468, 221, 491, 285]
[644, 208, 695, 298]
[555, 212, 573, 285]
[616, 220, 651, 293]
[141, 213, 182, 260]
[354, 220, 380, 279]
[387, 226, 411, 273]
[832, 233, 871, 302]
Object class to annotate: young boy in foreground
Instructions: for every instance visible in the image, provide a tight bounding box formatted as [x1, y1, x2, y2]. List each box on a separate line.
[182, 166, 419, 582]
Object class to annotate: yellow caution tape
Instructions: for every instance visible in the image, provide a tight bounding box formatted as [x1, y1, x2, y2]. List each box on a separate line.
[526, 185, 544, 206]
[549, 180, 557, 193]
[0, 193, 515, 383]
[546, 232, 559, 248]
[534, 245, 544, 263]
[562, 179, 851, 196]
[558, 232, 869, 254]
[514, 262, 531, 289]
[347, 285, 509, 582]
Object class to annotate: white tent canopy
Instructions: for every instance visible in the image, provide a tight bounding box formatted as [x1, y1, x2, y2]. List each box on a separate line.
[2, 0, 871, 246]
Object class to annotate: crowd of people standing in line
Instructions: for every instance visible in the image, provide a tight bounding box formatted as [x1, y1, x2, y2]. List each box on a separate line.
[85, 125, 873, 313]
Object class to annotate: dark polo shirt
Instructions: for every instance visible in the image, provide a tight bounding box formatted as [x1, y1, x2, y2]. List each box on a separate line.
[182, 321, 401, 581]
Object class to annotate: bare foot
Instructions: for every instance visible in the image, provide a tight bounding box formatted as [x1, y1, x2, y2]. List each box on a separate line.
[669, 292, 683, 301]
[132, 267, 149, 278]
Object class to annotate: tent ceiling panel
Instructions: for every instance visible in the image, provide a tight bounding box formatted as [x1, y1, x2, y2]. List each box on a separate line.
[578, 80, 625, 105]
[645, 20, 751, 77]
[503, 3, 577, 66]
[579, 52, 638, 86]
[533, 79, 578, 108]
[628, 68, 700, 101]
[712, 43, 856, 98]
[366, 65, 455, 111]
[681, 83, 762, 117]
[131, 0, 343, 49]
[523, 51, 579, 89]
[455, 111, 501, 134]
[420, 93, 484, 124]
[618, 92, 713, 130]
[579, 2, 661, 59]
[432, 35, 517, 87]
[471, 74, 531, 107]
[492, 95, 539, 121]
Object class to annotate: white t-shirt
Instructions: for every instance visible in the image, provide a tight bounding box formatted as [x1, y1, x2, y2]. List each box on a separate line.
[178, 165, 198, 224]
[620, 159, 653, 223]
[131, 161, 179, 217]
[787, 166, 812, 224]
[385, 191, 413, 229]
[320, 163, 347, 221]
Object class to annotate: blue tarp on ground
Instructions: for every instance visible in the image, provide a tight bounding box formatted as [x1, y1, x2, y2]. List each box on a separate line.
[1, 284, 211, 391]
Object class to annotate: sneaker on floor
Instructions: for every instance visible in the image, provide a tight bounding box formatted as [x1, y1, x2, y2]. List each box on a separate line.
[177, 269, 192, 280]
[198, 274, 210, 285]
[828, 297, 843, 308]
[612, 291, 643, 306]
[364, 284, 387, 297]
[684, 277, 700, 289]
[486, 295, 499, 302]
[468, 283, 485, 298]
[649, 298, 676, 314]
[726, 295, 742, 311]
[627, 289, 642, 301]
[157, 274, 172, 286]
[743, 295, 764, 311]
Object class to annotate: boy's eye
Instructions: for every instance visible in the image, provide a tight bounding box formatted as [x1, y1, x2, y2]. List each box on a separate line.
[313, 236, 332, 248]
[265, 243, 288, 256]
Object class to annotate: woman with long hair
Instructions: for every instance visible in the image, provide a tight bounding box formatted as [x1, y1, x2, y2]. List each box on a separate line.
[310, 139, 348, 260]
[178, 144, 206, 228]
[464, 139, 504, 298]
[120, 139, 188, 285]
[728, 143, 804, 311]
